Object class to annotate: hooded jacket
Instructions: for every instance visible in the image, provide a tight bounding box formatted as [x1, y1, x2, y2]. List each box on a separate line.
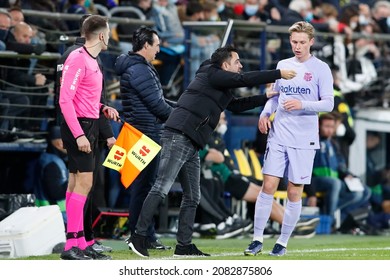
[115, 52, 175, 140]
[165, 59, 282, 148]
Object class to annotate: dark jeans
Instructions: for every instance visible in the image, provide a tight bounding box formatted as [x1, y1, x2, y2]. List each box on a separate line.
[312, 176, 372, 224]
[135, 129, 201, 246]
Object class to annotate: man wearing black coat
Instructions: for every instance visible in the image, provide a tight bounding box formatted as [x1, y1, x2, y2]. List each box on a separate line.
[115, 26, 175, 251]
[128, 45, 296, 258]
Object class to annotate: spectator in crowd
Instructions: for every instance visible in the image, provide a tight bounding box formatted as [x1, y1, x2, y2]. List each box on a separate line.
[23, 125, 68, 224]
[200, 112, 282, 217]
[371, 0, 390, 34]
[197, 111, 319, 238]
[65, 0, 88, 35]
[245, 21, 333, 257]
[115, 26, 175, 251]
[7, 6, 23, 26]
[5, 21, 48, 130]
[366, 131, 383, 188]
[365, 131, 390, 232]
[236, 0, 281, 24]
[331, 65, 356, 166]
[338, 3, 360, 34]
[115, 0, 153, 54]
[202, 0, 219, 21]
[215, 0, 237, 21]
[0, 11, 11, 135]
[365, 132, 390, 232]
[7, 7, 47, 74]
[348, 2, 381, 78]
[195, 169, 254, 239]
[185, 1, 221, 80]
[0, 10, 10, 50]
[4, 22, 46, 85]
[149, 0, 185, 86]
[312, 2, 353, 37]
[19, 0, 69, 35]
[128, 44, 296, 258]
[304, 112, 371, 229]
[0, 21, 46, 133]
[332, 4, 365, 94]
[234, 0, 282, 73]
[0, 90, 12, 141]
[94, 0, 118, 9]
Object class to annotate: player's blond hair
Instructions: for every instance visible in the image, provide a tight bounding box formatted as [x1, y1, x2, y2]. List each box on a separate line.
[289, 21, 315, 40]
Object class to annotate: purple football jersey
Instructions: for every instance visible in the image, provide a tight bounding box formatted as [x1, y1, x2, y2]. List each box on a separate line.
[261, 55, 334, 149]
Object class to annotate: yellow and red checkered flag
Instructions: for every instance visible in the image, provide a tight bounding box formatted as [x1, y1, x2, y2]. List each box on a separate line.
[103, 122, 161, 188]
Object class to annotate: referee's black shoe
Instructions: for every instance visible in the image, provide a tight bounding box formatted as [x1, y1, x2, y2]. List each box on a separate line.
[60, 246, 92, 260]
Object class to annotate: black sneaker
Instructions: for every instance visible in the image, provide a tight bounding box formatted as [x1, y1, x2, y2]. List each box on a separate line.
[0, 130, 17, 142]
[83, 246, 112, 260]
[173, 244, 210, 257]
[296, 217, 320, 228]
[215, 222, 243, 240]
[60, 246, 92, 260]
[292, 227, 316, 239]
[128, 233, 149, 257]
[147, 239, 172, 250]
[11, 127, 34, 142]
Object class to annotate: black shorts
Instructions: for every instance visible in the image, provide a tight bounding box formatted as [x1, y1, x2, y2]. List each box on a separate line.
[61, 118, 99, 173]
[224, 173, 251, 199]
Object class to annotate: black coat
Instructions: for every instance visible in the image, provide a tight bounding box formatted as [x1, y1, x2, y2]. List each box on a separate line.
[115, 52, 174, 140]
[165, 59, 282, 148]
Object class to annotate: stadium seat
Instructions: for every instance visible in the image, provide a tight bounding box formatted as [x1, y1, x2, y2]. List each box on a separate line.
[248, 149, 263, 181]
[233, 149, 252, 177]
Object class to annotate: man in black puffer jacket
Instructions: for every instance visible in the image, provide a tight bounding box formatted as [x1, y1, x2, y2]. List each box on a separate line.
[115, 26, 175, 251]
[128, 45, 297, 258]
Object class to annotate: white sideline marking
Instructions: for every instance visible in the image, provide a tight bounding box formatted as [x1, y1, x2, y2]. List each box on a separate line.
[293, 247, 390, 253]
[155, 247, 390, 260]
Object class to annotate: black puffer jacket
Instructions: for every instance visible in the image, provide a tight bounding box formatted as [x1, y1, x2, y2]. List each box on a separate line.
[165, 59, 282, 148]
[115, 52, 174, 140]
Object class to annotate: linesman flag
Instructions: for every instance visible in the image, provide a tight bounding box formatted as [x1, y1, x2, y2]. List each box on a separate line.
[103, 122, 161, 188]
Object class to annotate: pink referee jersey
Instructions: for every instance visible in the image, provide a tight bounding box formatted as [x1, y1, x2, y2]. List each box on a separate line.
[59, 47, 103, 139]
